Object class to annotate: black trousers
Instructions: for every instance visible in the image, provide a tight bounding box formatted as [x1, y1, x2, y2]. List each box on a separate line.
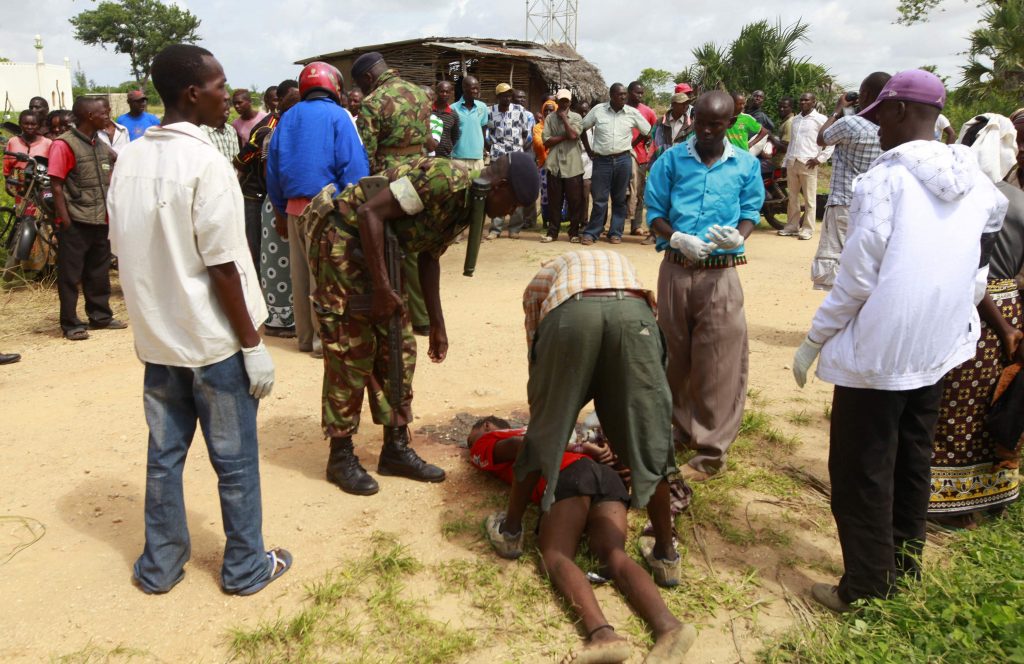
[243, 196, 263, 272]
[57, 221, 113, 332]
[546, 172, 584, 240]
[829, 381, 943, 603]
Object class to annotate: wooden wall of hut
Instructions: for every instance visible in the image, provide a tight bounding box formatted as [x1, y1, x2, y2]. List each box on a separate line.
[325, 45, 562, 112]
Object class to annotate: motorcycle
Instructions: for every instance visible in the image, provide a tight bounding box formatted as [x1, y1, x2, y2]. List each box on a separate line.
[3, 150, 57, 274]
[760, 156, 788, 230]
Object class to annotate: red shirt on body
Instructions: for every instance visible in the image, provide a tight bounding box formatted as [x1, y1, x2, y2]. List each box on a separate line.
[3, 135, 52, 176]
[469, 428, 586, 505]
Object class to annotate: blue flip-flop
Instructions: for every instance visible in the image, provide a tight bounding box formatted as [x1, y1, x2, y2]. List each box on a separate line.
[230, 548, 293, 596]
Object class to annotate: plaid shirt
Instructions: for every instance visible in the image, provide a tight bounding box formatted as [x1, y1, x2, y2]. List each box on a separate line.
[821, 115, 882, 206]
[488, 103, 531, 159]
[523, 250, 655, 345]
[202, 124, 240, 163]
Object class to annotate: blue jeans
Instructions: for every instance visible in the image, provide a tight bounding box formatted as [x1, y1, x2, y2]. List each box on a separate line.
[583, 154, 632, 240]
[133, 352, 270, 594]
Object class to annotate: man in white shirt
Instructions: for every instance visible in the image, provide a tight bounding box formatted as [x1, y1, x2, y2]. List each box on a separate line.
[579, 83, 652, 244]
[97, 98, 130, 154]
[107, 44, 291, 597]
[780, 92, 833, 240]
[792, 70, 1007, 613]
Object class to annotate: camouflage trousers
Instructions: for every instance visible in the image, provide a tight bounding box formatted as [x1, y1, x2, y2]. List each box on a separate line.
[319, 310, 417, 438]
[307, 205, 418, 438]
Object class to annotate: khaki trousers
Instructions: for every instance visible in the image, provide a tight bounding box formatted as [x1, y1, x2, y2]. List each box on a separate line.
[784, 159, 819, 234]
[657, 259, 749, 473]
[625, 154, 648, 233]
[287, 213, 319, 348]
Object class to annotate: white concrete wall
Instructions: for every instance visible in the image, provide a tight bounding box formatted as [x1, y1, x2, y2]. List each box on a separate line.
[0, 62, 74, 117]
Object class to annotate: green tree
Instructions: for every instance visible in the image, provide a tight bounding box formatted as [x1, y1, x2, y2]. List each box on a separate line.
[674, 20, 835, 113]
[69, 0, 201, 87]
[635, 68, 673, 107]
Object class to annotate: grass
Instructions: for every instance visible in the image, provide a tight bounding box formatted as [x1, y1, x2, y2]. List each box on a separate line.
[228, 532, 477, 664]
[762, 502, 1024, 663]
[52, 644, 155, 663]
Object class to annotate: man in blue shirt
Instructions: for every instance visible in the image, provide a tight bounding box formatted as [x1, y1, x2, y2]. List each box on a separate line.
[117, 90, 161, 140]
[645, 90, 764, 483]
[450, 75, 488, 169]
[266, 62, 369, 358]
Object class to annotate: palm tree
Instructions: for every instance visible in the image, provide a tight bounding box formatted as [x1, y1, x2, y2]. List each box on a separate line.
[959, 0, 1024, 103]
[675, 19, 835, 106]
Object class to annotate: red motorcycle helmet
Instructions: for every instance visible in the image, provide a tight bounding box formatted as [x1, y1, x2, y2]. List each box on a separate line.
[299, 62, 343, 103]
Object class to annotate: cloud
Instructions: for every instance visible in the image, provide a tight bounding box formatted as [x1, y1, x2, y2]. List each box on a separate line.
[1, 0, 987, 105]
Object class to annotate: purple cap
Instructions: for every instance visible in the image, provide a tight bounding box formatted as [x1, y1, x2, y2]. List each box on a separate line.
[858, 69, 946, 122]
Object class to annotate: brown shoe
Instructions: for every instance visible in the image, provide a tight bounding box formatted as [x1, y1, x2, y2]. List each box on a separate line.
[580, 235, 595, 246]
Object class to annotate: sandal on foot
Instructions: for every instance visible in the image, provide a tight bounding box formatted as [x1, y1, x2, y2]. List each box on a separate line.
[64, 328, 89, 341]
[560, 626, 632, 664]
[229, 548, 293, 596]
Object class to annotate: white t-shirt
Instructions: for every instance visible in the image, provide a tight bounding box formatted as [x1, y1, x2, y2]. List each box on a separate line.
[107, 122, 268, 367]
[809, 140, 1007, 390]
[97, 123, 131, 154]
[934, 114, 951, 140]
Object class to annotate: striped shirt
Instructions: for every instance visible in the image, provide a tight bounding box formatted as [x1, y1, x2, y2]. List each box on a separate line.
[522, 250, 654, 345]
[202, 124, 240, 162]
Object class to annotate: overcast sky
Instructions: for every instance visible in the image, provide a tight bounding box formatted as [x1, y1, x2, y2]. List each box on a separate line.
[4, 0, 985, 99]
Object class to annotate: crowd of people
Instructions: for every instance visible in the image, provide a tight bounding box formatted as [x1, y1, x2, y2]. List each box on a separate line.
[4, 40, 1024, 663]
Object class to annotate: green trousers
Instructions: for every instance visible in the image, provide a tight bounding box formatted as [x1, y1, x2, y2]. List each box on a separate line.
[513, 294, 677, 511]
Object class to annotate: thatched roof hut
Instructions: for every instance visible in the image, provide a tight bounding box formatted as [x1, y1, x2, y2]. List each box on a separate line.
[297, 37, 607, 111]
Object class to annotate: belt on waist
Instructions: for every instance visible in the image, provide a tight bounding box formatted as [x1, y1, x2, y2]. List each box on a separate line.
[573, 288, 646, 300]
[379, 144, 424, 156]
[663, 251, 746, 270]
[593, 151, 630, 159]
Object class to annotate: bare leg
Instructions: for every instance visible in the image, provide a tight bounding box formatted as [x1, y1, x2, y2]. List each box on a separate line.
[539, 495, 630, 660]
[645, 479, 678, 561]
[587, 501, 681, 637]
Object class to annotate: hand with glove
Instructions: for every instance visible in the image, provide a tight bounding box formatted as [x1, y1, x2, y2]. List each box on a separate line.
[670, 231, 715, 262]
[706, 224, 744, 250]
[242, 341, 276, 399]
[792, 336, 824, 388]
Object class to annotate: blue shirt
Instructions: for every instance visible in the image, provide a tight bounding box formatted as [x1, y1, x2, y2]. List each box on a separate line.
[645, 137, 764, 256]
[450, 98, 488, 160]
[265, 97, 370, 213]
[117, 112, 161, 141]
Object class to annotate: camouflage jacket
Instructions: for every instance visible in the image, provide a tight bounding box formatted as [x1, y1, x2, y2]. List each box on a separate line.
[357, 69, 431, 174]
[302, 157, 481, 314]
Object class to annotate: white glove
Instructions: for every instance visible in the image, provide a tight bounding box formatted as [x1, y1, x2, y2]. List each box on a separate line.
[242, 341, 275, 399]
[669, 231, 715, 261]
[706, 224, 744, 250]
[792, 336, 824, 388]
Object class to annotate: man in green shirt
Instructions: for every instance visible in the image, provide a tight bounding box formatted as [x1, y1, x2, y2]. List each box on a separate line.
[725, 92, 768, 151]
[541, 89, 585, 242]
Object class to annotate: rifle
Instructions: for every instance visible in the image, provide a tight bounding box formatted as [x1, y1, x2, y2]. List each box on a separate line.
[357, 175, 404, 416]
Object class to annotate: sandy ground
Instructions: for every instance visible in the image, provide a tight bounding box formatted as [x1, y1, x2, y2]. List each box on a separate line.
[0, 226, 839, 662]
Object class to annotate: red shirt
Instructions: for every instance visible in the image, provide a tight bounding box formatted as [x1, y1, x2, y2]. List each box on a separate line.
[3, 135, 52, 176]
[631, 103, 657, 164]
[46, 139, 76, 180]
[469, 428, 586, 504]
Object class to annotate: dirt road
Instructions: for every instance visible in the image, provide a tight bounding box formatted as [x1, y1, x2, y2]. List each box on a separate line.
[0, 227, 838, 662]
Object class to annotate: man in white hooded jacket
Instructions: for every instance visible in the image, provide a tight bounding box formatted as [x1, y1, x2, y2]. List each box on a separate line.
[792, 70, 1008, 612]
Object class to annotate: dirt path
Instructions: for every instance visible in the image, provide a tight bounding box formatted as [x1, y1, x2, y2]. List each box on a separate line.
[0, 227, 839, 662]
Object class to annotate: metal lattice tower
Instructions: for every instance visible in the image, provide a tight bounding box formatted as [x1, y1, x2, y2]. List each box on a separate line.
[525, 0, 579, 47]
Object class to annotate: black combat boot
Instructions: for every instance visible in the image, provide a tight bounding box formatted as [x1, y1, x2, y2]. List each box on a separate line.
[326, 436, 379, 496]
[378, 426, 446, 483]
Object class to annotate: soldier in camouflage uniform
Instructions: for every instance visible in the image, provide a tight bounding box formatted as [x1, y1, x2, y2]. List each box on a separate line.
[300, 153, 541, 496]
[352, 52, 433, 337]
